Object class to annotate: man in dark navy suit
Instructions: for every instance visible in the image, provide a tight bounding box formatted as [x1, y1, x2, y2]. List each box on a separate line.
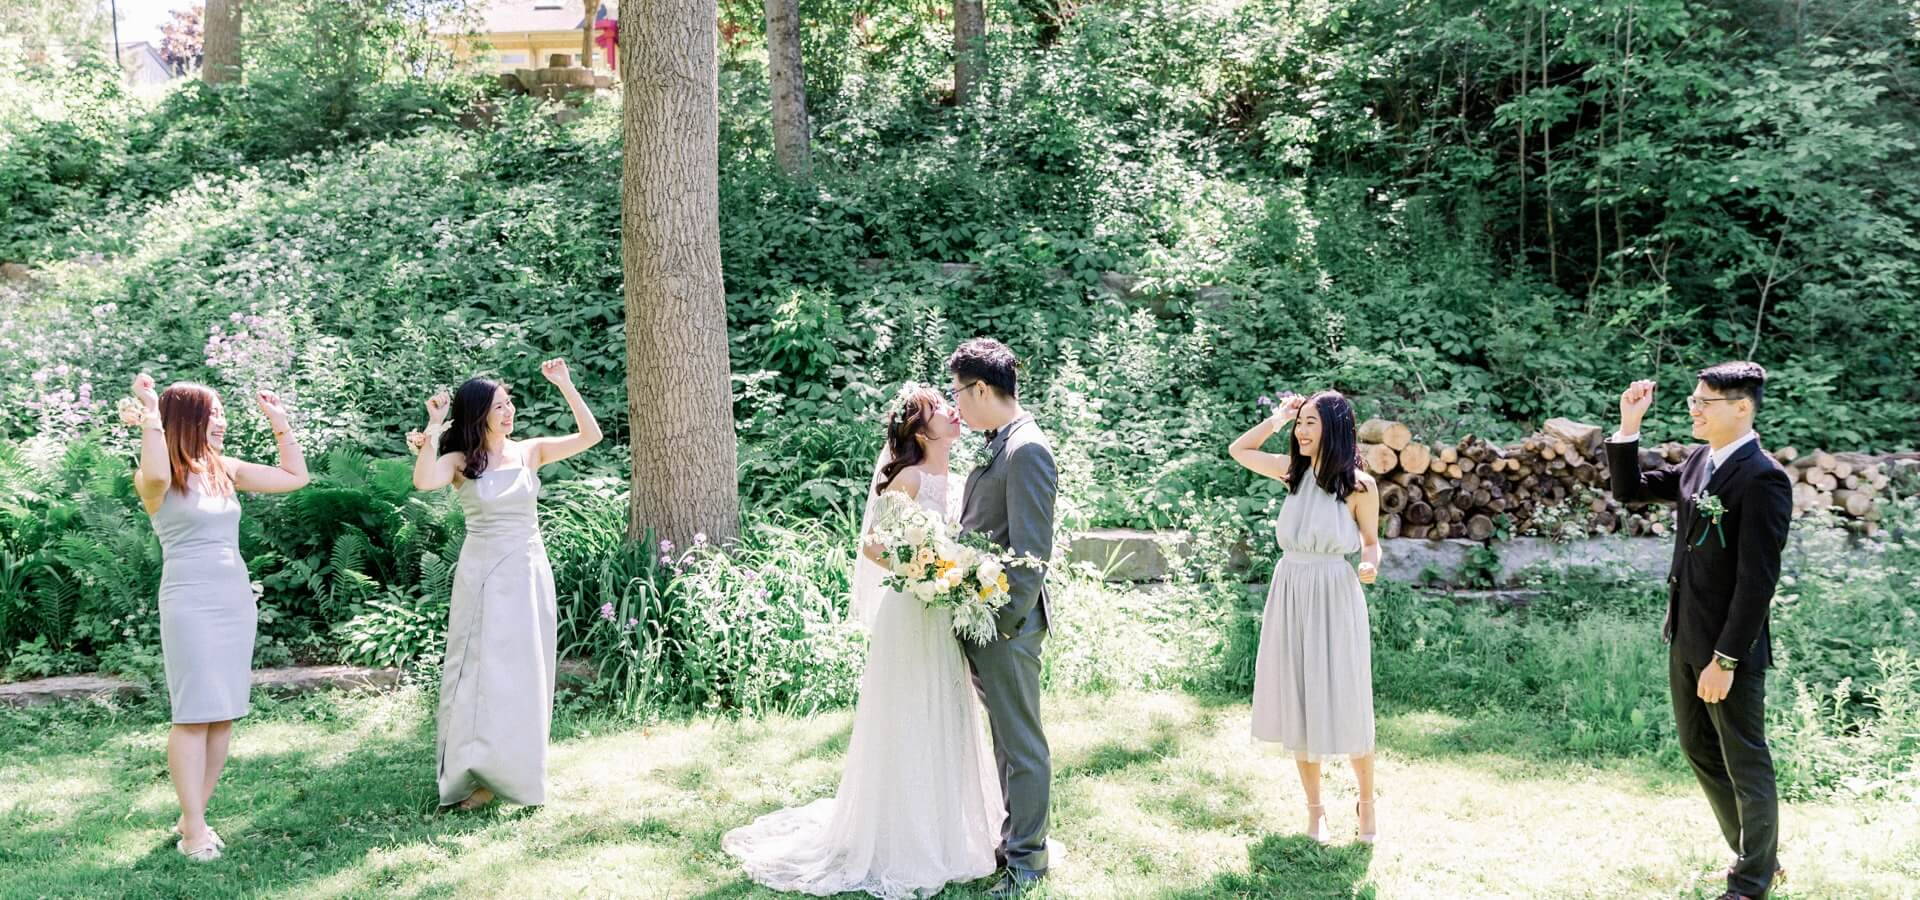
[1607, 361, 1794, 900]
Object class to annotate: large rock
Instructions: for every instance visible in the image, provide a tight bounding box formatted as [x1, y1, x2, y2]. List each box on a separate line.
[1372, 536, 1669, 585]
[0, 673, 141, 708]
[251, 665, 401, 693]
[1068, 529, 1678, 587]
[1373, 538, 1469, 584]
[1, 664, 401, 708]
[1067, 528, 1183, 581]
[1066, 528, 1249, 582]
[0, 661, 611, 709]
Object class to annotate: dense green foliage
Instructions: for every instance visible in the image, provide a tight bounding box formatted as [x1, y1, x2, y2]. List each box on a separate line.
[4, 0, 1914, 537]
[0, 1, 483, 262]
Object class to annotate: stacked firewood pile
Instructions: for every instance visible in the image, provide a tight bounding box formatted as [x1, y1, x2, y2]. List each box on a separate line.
[1357, 417, 1910, 541]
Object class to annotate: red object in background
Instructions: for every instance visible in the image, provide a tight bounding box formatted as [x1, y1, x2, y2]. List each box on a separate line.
[594, 19, 617, 68]
[717, 17, 744, 50]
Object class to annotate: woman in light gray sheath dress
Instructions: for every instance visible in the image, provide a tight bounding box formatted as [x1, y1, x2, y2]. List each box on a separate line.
[125, 373, 309, 862]
[1229, 390, 1383, 844]
[409, 358, 601, 810]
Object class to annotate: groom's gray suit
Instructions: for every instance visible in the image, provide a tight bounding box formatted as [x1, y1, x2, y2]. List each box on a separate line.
[959, 413, 1057, 876]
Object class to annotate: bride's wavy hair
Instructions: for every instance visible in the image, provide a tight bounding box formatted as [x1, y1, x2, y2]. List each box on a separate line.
[876, 387, 944, 494]
[1287, 390, 1368, 501]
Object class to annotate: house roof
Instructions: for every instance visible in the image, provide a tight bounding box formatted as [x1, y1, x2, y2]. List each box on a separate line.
[118, 41, 168, 66]
[457, 0, 617, 34]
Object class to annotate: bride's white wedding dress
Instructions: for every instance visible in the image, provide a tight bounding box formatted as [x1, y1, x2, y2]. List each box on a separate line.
[722, 470, 1003, 898]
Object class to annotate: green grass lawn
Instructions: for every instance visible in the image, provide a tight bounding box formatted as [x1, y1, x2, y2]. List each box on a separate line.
[2, 685, 1915, 899]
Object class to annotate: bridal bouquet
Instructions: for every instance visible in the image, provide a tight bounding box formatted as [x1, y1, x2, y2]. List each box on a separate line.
[868, 491, 1040, 644]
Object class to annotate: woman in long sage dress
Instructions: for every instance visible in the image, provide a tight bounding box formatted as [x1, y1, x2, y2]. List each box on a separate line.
[409, 358, 601, 809]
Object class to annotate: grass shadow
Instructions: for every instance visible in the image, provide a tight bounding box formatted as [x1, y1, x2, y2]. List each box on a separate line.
[799, 720, 855, 763]
[1372, 701, 1692, 790]
[1161, 833, 1375, 899]
[0, 694, 530, 899]
[1059, 716, 1185, 780]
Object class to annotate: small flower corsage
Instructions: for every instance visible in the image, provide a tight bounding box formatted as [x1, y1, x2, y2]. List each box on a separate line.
[1691, 490, 1727, 548]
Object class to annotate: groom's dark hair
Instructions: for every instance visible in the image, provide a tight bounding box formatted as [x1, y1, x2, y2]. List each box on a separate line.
[1697, 361, 1767, 411]
[948, 338, 1019, 398]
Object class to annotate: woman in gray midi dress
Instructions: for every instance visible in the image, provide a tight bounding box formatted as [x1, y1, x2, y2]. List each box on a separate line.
[409, 358, 601, 810]
[126, 374, 309, 862]
[1228, 390, 1383, 844]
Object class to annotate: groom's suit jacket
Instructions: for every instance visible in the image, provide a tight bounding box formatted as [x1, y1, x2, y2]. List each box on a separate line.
[961, 414, 1058, 637]
[1607, 437, 1793, 668]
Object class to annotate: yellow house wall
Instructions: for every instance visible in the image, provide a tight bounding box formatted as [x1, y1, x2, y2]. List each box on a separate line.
[440, 31, 610, 72]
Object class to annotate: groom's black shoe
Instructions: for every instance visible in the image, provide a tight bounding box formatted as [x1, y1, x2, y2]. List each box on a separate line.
[987, 868, 1046, 898]
[1716, 859, 1783, 899]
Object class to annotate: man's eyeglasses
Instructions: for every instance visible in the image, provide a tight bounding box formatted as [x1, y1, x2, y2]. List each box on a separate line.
[945, 382, 979, 404]
[1686, 395, 1734, 411]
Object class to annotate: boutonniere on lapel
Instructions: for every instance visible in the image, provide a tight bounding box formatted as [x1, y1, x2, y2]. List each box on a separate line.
[1691, 489, 1727, 548]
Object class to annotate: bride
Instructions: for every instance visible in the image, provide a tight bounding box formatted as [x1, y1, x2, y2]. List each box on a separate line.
[722, 384, 1003, 898]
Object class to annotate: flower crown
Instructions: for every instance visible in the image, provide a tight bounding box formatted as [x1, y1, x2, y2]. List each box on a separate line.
[883, 381, 927, 424]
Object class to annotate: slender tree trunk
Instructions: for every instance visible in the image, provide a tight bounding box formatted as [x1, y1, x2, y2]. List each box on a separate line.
[582, 0, 596, 70]
[203, 0, 242, 85]
[1541, 7, 1558, 284]
[954, 0, 985, 105]
[1515, 14, 1528, 262]
[621, 0, 742, 547]
[764, 0, 811, 177]
[1614, 9, 1632, 278]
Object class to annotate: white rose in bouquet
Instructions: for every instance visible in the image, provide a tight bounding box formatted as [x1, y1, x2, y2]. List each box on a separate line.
[977, 556, 1004, 586]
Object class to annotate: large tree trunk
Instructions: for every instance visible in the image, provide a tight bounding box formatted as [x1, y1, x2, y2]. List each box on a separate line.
[203, 0, 242, 85]
[953, 0, 985, 105]
[621, 0, 742, 548]
[763, 0, 811, 177]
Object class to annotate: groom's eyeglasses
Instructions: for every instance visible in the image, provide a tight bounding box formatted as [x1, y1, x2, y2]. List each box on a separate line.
[945, 382, 979, 403]
[1686, 395, 1733, 411]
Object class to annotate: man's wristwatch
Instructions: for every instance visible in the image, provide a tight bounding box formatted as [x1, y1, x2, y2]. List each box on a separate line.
[1715, 655, 1738, 671]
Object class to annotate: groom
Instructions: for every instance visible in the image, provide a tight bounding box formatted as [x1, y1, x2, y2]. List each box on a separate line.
[1607, 362, 1793, 900]
[948, 338, 1058, 897]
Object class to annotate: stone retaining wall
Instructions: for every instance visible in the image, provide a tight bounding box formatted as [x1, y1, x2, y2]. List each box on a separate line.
[1067, 529, 1673, 586]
